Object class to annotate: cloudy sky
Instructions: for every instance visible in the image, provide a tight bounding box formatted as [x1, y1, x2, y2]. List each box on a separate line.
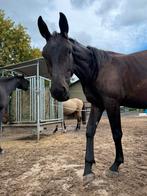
[1, 0, 147, 53]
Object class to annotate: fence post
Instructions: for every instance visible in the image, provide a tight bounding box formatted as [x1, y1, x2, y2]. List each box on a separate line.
[36, 61, 40, 141]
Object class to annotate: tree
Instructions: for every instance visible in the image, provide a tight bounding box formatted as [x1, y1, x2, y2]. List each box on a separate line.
[0, 10, 41, 67]
[30, 48, 42, 59]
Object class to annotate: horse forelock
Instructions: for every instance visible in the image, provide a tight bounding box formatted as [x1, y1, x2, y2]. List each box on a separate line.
[52, 31, 59, 37]
[49, 31, 62, 41]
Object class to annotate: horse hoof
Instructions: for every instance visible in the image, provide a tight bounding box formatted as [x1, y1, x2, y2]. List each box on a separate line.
[83, 173, 95, 186]
[105, 169, 119, 178]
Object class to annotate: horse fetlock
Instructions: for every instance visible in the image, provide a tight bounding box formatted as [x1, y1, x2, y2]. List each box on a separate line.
[109, 159, 123, 172]
[117, 157, 124, 164]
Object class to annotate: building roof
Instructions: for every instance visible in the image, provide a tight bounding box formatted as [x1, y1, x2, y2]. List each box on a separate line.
[0, 58, 49, 78]
[70, 79, 80, 86]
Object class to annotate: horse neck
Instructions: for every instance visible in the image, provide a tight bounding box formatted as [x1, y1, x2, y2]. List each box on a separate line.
[71, 39, 111, 84]
[71, 40, 92, 83]
[5, 78, 18, 95]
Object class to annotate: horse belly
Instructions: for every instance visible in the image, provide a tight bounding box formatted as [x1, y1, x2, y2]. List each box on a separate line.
[63, 102, 77, 115]
[123, 83, 147, 108]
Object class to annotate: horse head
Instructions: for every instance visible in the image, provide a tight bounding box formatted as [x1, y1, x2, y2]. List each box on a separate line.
[38, 13, 74, 101]
[16, 75, 29, 91]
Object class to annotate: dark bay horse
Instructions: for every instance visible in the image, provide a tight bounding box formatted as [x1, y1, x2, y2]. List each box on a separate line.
[38, 13, 147, 185]
[53, 98, 86, 133]
[0, 75, 29, 154]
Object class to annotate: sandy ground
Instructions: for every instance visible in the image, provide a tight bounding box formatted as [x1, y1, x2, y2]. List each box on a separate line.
[0, 116, 147, 196]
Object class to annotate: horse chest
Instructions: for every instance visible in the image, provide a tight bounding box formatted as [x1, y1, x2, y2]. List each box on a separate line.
[83, 86, 100, 106]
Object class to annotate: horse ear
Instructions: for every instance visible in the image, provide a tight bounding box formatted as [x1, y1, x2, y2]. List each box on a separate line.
[59, 12, 69, 38]
[38, 16, 51, 41]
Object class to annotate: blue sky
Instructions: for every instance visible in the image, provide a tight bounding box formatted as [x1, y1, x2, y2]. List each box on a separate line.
[1, 0, 147, 54]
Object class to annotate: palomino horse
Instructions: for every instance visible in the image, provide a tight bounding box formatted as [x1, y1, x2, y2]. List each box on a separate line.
[38, 13, 147, 185]
[53, 98, 86, 133]
[0, 75, 29, 154]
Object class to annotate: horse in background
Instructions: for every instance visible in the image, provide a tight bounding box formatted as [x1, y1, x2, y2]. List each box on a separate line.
[0, 75, 29, 154]
[53, 98, 86, 133]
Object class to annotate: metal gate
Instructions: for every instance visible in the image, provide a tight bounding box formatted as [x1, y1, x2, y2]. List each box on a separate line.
[10, 76, 63, 124]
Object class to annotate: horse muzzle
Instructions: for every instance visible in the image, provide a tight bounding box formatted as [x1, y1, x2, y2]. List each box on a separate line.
[50, 86, 69, 101]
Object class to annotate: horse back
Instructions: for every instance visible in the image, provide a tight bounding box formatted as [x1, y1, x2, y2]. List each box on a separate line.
[119, 50, 147, 98]
[97, 50, 147, 107]
[63, 98, 83, 115]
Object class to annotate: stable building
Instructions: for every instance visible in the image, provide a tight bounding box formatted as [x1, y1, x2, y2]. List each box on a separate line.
[69, 80, 87, 102]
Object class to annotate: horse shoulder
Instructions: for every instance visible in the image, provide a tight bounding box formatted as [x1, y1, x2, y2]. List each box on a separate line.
[96, 60, 125, 99]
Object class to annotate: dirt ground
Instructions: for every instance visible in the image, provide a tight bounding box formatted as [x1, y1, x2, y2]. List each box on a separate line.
[0, 115, 147, 196]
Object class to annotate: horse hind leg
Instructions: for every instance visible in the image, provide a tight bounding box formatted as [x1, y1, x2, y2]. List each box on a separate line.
[76, 116, 81, 131]
[104, 98, 124, 173]
[62, 121, 67, 133]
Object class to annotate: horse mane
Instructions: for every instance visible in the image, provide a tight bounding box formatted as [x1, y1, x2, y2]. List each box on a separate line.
[87, 47, 111, 81]
[70, 38, 112, 82]
[69, 38, 76, 43]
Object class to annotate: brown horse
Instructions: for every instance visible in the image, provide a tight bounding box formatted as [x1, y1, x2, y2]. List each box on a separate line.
[53, 98, 86, 133]
[38, 13, 147, 185]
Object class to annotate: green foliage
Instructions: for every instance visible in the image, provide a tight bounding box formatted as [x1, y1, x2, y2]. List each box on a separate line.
[0, 10, 41, 67]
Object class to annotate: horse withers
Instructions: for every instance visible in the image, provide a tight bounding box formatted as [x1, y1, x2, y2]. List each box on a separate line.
[38, 13, 147, 185]
[0, 75, 29, 154]
[53, 98, 86, 133]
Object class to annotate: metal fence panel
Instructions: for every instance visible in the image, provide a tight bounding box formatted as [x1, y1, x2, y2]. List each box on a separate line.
[9, 76, 63, 124]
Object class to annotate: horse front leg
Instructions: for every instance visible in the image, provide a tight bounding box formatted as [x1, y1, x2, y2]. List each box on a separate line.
[104, 98, 124, 172]
[53, 125, 58, 134]
[83, 105, 103, 185]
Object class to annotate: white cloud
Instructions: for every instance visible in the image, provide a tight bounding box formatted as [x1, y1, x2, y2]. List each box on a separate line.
[1, 0, 147, 53]
[70, 0, 96, 9]
[113, 0, 147, 27]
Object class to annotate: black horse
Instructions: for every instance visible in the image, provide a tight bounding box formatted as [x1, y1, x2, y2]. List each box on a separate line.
[38, 13, 147, 185]
[0, 75, 29, 154]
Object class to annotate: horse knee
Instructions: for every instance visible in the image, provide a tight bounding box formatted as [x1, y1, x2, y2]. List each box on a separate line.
[86, 125, 96, 138]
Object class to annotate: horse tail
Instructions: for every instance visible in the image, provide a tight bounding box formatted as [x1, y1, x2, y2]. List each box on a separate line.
[82, 101, 86, 124]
